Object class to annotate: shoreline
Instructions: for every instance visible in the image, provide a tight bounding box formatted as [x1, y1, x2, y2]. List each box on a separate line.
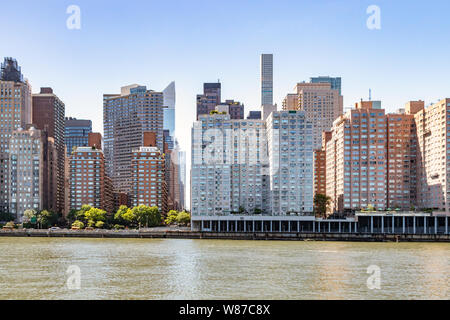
[0, 229, 449, 242]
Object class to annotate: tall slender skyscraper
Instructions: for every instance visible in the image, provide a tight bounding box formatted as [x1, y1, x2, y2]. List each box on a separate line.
[0, 58, 32, 214]
[163, 81, 176, 137]
[261, 54, 273, 106]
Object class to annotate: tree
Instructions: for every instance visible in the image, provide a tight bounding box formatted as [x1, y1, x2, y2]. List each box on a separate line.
[95, 221, 105, 229]
[67, 209, 78, 225]
[165, 210, 179, 225]
[40, 210, 58, 229]
[131, 205, 161, 228]
[82, 207, 106, 228]
[176, 211, 191, 226]
[23, 209, 37, 224]
[114, 205, 130, 225]
[314, 194, 331, 219]
[76, 205, 93, 221]
[71, 220, 85, 229]
[84, 208, 106, 223]
[0, 212, 14, 222]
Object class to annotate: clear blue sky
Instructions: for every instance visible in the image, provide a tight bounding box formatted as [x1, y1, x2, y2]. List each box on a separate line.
[1, 0, 449, 207]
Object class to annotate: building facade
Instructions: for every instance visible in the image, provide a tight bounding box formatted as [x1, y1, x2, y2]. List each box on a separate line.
[414, 99, 450, 212]
[266, 111, 314, 215]
[130, 146, 168, 213]
[8, 127, 44, 222]
[282, 94, 298, 111]
[325, 101, 419, 213]
[261, 54, 273, 106]
[0, 58, 32, 214]
[32, 87, 65, 214]
[103, 85, 164, 192]
[247, 111, 261, 120]
[191, 110, 313, 217]
[292, 82, 343, 149]
[68, 146, 113, 212]
[196, 82, 221, 119]
[310, 76, 342, 95]
[163, 81, 176, 137]
[65, 117, 92, 156]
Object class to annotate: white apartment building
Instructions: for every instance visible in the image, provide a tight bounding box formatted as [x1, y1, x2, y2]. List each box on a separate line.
[8, 127, 44, 221]
[191, 110, 313, 218]
[415, 98, 450, 212]
[266, 111, 314, 215]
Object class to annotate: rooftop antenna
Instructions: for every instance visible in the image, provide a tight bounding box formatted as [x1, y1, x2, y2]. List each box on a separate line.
[369, 89, 372, 101]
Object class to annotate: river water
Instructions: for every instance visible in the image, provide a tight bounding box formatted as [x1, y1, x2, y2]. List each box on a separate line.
[0, 238, 448, 300]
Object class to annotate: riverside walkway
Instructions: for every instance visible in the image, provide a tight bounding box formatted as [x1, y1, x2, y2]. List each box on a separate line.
[0, 228, 448, 242]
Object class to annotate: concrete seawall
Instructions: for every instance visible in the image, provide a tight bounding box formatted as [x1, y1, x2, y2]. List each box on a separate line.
[0, 230, 449, 242]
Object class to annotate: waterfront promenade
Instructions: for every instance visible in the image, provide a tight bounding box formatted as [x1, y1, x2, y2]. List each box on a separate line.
[0, 228, 449, 242]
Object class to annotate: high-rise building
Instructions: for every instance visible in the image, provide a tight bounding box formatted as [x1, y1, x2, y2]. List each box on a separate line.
[103, 85, 164, 192]
[8, 127, 45, 221]
[191, 110, 313, 217]
[65, 117, 92, 156]
[163, 81, 176, 137]
[324, 101, 417, 213]
[196, 82, 221, 119]
[178, 150, 186, 210]
[69, 143, 113, 212]
[247, 111, 261, 120]
[288, 81, 343, 149]
[130, 146, 168, 212]
[0, 58, 32, 214]
[191, 113, 269, 216]
[414, 99, 450, 212]
[313, 131, 332, 198]
[266, 111, 314, 215]
[224, 100, 244, 120]
[261, 54, 273, 106]
[310, 76, 342, 95]
[282, 94, 298, 111]
[215, 100, 245, 120]
[32, 87, 65, 214]
[88, 132, 102, 150]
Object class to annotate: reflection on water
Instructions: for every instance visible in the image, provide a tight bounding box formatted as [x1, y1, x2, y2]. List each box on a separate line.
[0, 238, 448, 300]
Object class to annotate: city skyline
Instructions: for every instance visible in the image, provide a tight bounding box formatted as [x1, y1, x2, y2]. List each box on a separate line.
[1, 1, 450, 305]
[2, 1, 450, 174]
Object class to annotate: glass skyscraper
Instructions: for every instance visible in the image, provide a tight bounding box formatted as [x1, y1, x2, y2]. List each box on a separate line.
[310, 76, 342, 95]
[65, 117, 92, 156]
[163, 81, 175, 137]
[261, 54, 273, 106]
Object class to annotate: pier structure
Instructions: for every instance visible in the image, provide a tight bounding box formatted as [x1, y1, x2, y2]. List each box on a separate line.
[192, 212, 450, 235]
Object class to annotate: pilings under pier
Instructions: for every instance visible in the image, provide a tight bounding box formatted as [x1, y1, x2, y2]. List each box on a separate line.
[192, 213, 450, 236]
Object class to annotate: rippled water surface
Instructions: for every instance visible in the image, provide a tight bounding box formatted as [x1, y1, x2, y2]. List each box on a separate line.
[0, 238, 448, 299]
